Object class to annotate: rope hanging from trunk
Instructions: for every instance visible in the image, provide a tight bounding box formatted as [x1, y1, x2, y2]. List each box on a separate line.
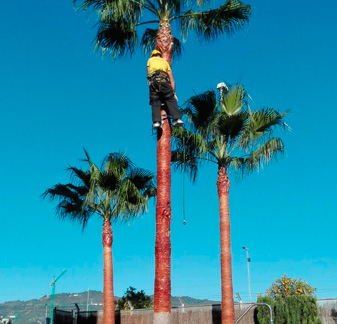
[182, 134, 186, 225]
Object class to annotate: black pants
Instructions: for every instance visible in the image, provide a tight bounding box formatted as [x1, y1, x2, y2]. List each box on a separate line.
[149, 77, 182, 123]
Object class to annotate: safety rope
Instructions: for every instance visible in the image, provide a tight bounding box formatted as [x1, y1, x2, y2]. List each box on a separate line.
[182, 133, 186, 225]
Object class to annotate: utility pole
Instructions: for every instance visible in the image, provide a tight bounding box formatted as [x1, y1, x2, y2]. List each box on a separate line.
[242, 247, 251, 302]
[49, 269, 67, 322]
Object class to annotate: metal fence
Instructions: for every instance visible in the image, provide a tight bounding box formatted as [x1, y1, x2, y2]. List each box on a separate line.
[54, 309, 74, 324]
[3, 298, 337, 324]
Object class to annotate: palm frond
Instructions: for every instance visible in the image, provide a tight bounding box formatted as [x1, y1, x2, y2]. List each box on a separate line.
[57, 200, 94, 231]
[217, 110, 249, 144]
[112, 178, 148, 221]
[230, 137, 285, 176]
[73, 0, 106, 11]
[42, 183, 94, 231]
[67, 167, 91, 188]
[140, 28, 157, 54]
[171, 127, 212, 181]
[42, 184, 81, 202]
[101, 153, 131, 180]
[220, 84, 247, 115]
[128, 168, 156, 192]
[74, 0, 143, 20]
[250, 108, 289, 135]
[182, 90, 218, 135]
[95, 17, 138, 59]
[180, 0, 251, 41]
[239, 108, 289, 150]
[44, 151, 156, 229]
[171, 83, 289, 184]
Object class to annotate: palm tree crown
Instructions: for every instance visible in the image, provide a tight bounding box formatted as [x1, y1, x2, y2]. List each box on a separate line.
[43, 150, 156, 227]
[171, 84, 289, 324]
[74, 0, 251, 59]
[172, 84, 289, 178]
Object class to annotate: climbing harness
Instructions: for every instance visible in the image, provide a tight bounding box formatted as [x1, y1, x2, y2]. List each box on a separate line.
[148, 71, 170, 93]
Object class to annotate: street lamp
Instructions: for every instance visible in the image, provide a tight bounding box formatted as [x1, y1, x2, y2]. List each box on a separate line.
[216, 82, 229, 99]
[242, 247, 251, 303]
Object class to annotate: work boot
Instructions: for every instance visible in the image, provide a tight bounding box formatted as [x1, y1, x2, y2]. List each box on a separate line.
[153, 122, 161, 129]
[172, 119, 184, 127]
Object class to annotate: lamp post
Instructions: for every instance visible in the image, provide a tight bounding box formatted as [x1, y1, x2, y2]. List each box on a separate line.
[242, 247, 251, 302]
[49, 269, 67, 322]
[216, 82, 229, 99]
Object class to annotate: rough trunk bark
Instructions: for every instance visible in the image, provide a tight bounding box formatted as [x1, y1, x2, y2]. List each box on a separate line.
[217, 167, 235, 324]
[102, 218, 115, 324]
[154, 117, 172, 324]
[154, 18, 174, 324]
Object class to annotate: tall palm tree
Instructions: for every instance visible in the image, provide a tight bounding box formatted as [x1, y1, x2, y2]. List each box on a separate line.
[171, 84, 289, 324]
[73, 1, 251, 322]
[42, 150, 156, 324]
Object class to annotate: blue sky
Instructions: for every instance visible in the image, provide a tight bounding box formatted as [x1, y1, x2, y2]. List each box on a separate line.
[1, 0, 337, 304]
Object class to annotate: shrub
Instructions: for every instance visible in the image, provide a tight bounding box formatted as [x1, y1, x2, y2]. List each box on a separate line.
[256, 276, 321, 324]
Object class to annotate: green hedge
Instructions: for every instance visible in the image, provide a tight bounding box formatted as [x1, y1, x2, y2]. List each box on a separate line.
[256, 295, 321, 324]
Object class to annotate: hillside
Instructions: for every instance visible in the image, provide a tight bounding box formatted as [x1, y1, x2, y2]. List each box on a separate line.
[0, 291, 219, 324]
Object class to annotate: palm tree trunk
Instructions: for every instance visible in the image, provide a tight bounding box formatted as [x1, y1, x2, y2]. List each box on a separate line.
[153, 18, 174, 324]
[217, 167, 235, 324]
[154, 120, 172, 324]
[102, 218, 115, 324]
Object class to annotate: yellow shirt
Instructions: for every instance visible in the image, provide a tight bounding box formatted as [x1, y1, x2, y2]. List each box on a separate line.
[147, 56, 171, 76]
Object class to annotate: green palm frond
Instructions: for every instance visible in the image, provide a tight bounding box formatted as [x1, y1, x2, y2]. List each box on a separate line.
[74, 0, 143, 20]
[239, 108, 289, 150]
[67, 167, 91, 188]
[95, 17, 138, 58]
[128, 168, 156, 192]
[57, 200, 94, 231]
[140, 28, 158, 54]
[249, 108, 289, 136]
[171, 83, 289, 182]
[230, 137, 285, 176]
[182, 90, 218, 135]
[112, 178, 148, 220]
[43, 150, 156, 228]
[42, 184, 81, 202]
[180, 0, 251, 41]
[220, 84, 246, 115]
[73, 0, 106, 11]
[171, 127, 213, 181]
[217, 111, 249, 141]
[42, 183, 94, 231]
[101, 153, 131, 180]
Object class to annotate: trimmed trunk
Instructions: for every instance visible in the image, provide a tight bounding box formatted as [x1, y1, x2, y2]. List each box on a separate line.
[103, 218, 115, 324]
[154, 18, 174, 324]
[154, 117, 172, 324]
[217, 167, 235, 324]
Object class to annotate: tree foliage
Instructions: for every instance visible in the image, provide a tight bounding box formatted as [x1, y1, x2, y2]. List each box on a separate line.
[171, 84, 289, 181]
[73, 0, 251, 59]
[256, 276, 321, 324]
[266, 274, 316, 300]
[116, 287, 153, 310]
[42, 150, 156, 227]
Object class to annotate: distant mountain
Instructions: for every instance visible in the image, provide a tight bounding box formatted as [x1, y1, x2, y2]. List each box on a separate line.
[0, 291, 219, 324]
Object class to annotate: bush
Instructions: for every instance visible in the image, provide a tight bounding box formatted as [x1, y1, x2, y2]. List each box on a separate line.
[116, 287, 153, 310]
[265, 274, 315, 299]
[256, 276, 321, 324]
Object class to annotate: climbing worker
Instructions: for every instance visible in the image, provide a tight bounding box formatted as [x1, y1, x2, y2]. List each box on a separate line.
[147, 49, 184, 129]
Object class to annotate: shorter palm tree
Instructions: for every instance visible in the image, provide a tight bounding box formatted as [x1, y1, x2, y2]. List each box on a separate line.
[171, 84, 289, 324]
[43, 150, 156, 324]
